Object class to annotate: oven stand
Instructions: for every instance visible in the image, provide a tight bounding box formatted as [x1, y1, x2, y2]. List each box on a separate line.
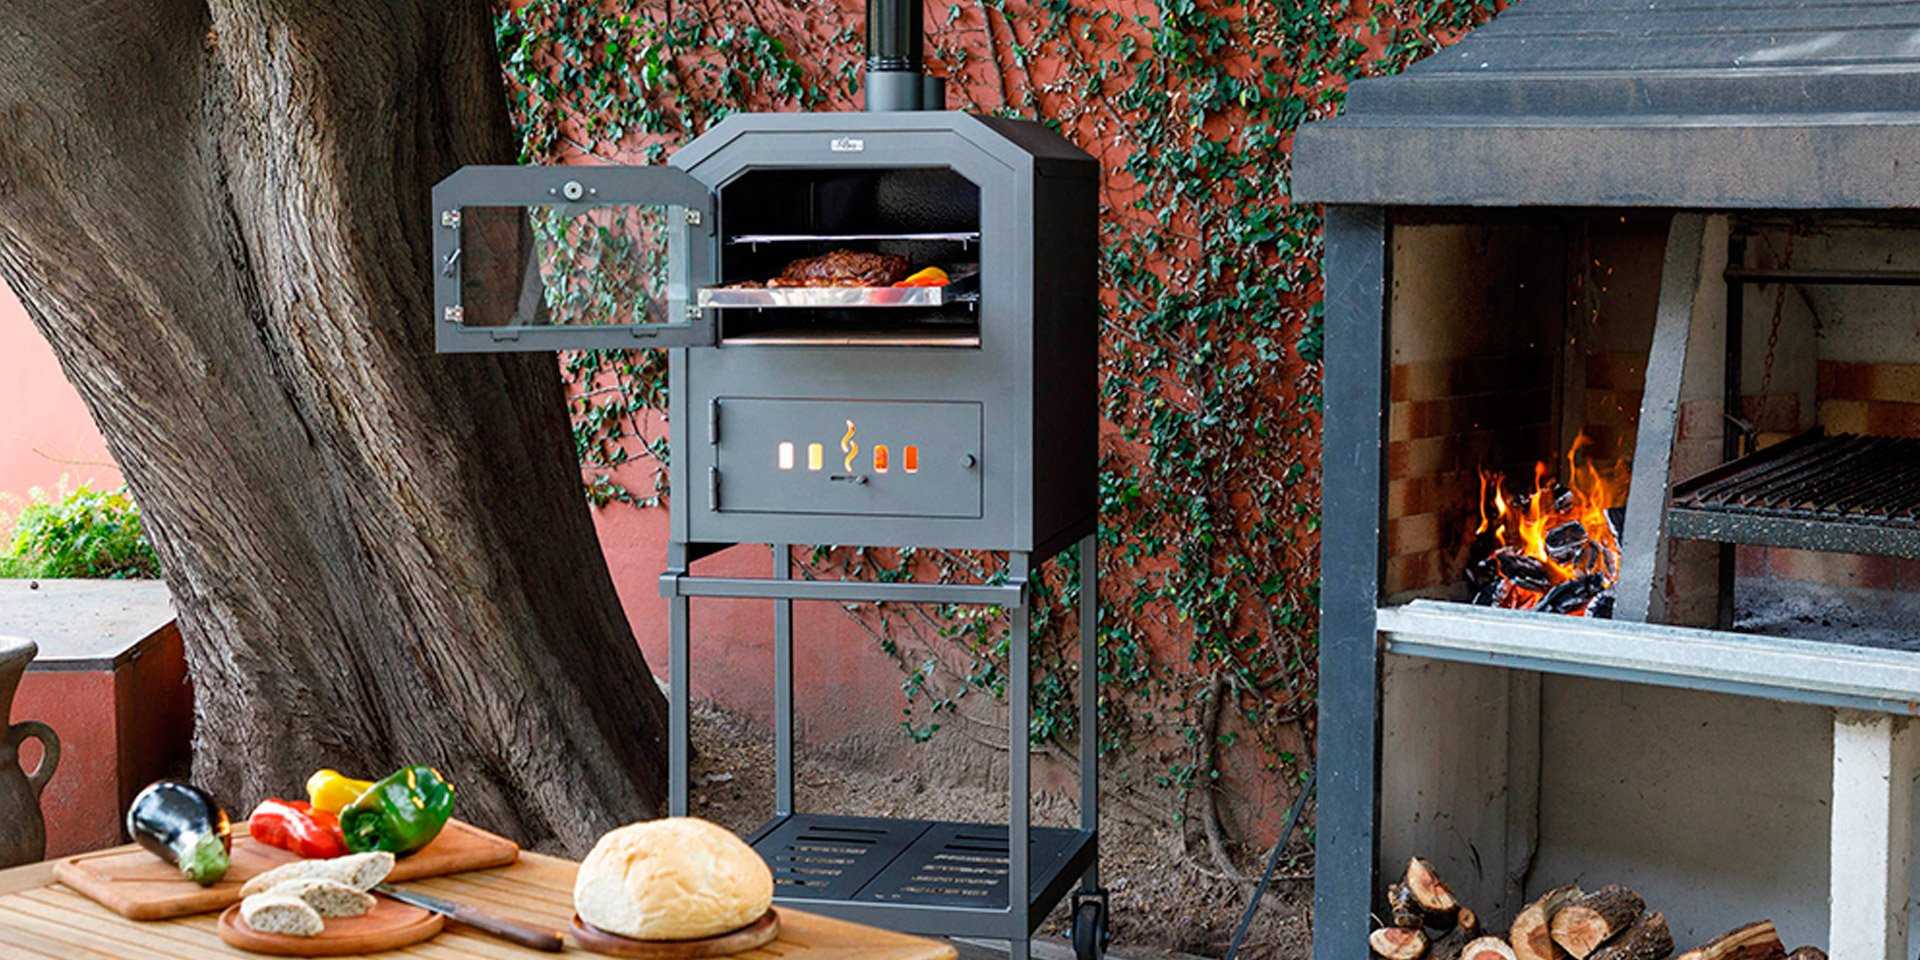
[660, 534, 1108, 960]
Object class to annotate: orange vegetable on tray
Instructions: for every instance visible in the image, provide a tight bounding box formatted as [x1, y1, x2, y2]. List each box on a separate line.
[892, 266, 949, 287]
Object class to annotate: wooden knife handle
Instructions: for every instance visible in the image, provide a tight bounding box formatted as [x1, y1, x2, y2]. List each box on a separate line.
[441, 903, 565, 952]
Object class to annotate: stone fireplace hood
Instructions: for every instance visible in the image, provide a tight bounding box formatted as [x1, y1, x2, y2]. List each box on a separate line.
[1292, 0, 1920, 209]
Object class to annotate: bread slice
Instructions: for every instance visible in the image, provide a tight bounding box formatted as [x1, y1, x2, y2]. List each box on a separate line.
[240, 892, 324, 937]
[241, 851, 395, 897]
[271, 877, 376, 918]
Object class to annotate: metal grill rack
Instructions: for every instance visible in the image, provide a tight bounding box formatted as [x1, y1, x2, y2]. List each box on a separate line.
[1669, 431, 1920, 559]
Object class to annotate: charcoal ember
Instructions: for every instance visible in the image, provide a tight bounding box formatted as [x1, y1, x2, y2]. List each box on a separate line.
[1587, 590, 1615, 619]
[1470, 577, 1512, 607]
[1536, 573, 1606, 615]
[1607, 507, 1626, 542]
[1553, 483, 1576, 513]
[1496, 551, 1552, 592]
[1545, 521, 1588, 563]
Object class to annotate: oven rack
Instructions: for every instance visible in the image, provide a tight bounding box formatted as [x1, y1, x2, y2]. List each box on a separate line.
[728, 231, 980, 249]
[698, 268, 980, 310]
[1668, 430, 1920, 559]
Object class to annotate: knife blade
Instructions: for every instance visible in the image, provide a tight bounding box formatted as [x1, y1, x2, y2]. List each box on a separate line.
[376, 883, 565, 952]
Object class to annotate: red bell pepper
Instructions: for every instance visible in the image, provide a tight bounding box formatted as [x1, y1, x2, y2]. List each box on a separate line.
[248, 798, 348, 859]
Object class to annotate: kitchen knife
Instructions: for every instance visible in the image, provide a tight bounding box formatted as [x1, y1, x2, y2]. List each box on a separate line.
[375, 883, 565, 952]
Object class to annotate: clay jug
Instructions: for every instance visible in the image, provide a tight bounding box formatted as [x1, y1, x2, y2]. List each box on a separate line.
[0, 636, 59, 866]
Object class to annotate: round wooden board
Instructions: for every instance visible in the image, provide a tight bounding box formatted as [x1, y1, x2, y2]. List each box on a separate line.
[217, 899, 445, 956]
[571, 910, 780, 958]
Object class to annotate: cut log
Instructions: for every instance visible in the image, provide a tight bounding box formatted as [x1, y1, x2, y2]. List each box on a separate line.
[1590, 912, 1675, 960]
[1675, 922, 1787, 960]
[1457, 908, 1482, 938]
[1373, 927, 1431, 960]
[1406, 858, 1461, 929]
[1388, 883, 1425, 929]
[1551, 885, 1647, 959]
[1785, 948, 1826, 960]
[1512, 884, 1584, 960]
[1465, 937, 1520, 960]
[1433, 913, 1484, 960]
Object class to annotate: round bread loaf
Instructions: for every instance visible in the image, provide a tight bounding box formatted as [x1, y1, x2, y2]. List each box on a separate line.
[573, 818, 773, 941]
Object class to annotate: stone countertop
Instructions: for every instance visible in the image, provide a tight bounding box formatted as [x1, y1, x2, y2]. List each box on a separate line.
[0, 578, 175, 670]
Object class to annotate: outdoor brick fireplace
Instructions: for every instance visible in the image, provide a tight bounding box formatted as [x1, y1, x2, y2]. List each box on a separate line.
[1295, 4, 1920, 960]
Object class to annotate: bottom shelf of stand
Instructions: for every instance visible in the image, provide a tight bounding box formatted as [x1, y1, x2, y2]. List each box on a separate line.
[744, 813, 1094, 933]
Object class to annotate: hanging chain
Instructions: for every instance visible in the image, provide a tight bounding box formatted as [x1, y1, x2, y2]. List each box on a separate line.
[1761, 231, 1794, 394]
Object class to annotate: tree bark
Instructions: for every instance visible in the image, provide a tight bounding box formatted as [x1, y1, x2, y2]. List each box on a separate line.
[0, 0, 668, 853]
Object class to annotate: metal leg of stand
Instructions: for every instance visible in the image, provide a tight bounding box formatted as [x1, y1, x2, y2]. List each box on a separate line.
[1078, 532, 1100, 892]
[1008, 550, 1032, 953]
[668, 542, 691, 817]
[773, 543, 795, 818]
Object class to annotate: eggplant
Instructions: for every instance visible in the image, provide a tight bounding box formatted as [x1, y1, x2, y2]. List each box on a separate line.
[127, 781, 232, 886]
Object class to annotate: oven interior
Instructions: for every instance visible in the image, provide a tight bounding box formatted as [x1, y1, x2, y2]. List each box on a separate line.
[713, 167, 982, 347]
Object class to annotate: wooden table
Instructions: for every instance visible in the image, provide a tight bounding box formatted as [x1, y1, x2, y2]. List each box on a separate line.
[0, 846, 959, 959]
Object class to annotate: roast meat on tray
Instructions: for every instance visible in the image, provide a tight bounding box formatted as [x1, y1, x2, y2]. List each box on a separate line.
[730, 249, 914, 288]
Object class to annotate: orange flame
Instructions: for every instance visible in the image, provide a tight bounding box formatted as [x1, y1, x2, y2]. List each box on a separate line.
[840, 420, 859, 473]
[1473, 434, 1627, 612]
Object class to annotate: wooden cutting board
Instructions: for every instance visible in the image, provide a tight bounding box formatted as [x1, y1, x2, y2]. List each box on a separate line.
[53, 819, 518, 920]
[570, 910, 780, 957]
[217, 898, 445, 956]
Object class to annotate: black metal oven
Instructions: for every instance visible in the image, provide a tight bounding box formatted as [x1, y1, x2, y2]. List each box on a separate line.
[430, 2, 1106, 955]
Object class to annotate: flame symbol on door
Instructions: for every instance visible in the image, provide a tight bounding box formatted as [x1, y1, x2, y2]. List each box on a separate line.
[840, 420, 859, 473]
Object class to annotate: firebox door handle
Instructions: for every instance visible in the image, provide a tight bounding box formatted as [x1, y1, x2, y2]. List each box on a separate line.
[829, 474, 868, 485]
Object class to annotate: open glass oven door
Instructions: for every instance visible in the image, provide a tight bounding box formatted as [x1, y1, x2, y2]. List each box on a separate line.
[431, 165, 716, 352]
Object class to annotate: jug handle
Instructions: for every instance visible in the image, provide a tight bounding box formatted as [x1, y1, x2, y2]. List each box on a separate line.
[7, 721, 58, 797]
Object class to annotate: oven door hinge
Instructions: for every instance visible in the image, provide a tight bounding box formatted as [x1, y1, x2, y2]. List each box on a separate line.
[707, 399, 721, 445]
[707, 467, 721, 511]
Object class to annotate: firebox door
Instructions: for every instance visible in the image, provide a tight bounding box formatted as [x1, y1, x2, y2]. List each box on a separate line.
[710, 398, 982, 518]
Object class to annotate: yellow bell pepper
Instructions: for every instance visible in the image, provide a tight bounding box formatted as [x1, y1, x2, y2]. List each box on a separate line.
[306, 769, 375, 815]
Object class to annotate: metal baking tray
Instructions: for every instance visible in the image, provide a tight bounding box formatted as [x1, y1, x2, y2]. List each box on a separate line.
[698, 268, 978, 309]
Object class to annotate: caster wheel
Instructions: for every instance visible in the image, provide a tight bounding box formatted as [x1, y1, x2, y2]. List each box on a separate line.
[1072, 898, 1108, 960]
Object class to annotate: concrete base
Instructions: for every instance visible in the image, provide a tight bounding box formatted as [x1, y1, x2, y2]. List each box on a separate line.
[1830, 711, 1918, 960]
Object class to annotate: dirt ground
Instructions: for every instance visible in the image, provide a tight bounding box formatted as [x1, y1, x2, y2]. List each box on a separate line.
[686, 699, 1313, 959]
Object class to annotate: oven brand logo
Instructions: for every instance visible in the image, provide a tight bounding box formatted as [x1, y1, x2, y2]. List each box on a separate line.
[830, 137, 866, 153]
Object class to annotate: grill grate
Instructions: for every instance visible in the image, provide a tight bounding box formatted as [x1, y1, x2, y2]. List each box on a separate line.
[1668, 431, 1920, 559]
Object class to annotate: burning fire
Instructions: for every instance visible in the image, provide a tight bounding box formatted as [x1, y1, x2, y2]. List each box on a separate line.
[1466, 435, 1627, 617]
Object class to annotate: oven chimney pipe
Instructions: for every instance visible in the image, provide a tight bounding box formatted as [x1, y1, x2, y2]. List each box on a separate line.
[864, 0, 931, 111]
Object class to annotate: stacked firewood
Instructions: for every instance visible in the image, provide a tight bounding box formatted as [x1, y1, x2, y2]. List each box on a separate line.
[1370, 859, 1827, 960]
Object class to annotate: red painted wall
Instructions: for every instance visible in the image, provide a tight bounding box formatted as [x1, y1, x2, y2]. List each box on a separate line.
[0, 286, 122, 498]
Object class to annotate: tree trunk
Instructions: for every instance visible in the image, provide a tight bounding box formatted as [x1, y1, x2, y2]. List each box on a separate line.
[0, 0, 668, 853]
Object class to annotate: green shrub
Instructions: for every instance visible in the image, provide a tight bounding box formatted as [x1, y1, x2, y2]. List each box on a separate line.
[1, 485, 161, 580]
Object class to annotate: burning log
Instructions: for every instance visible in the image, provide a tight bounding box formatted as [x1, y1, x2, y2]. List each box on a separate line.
[1463, 438, 1626, 618]
[1590, 912, 1675, 960]
[1674, 922, 1787, 960]
[1550, 885, 1647, 959]
[1512, 885, 1584, 960]
[1373, 927, 1431, 960]
[1387, 882, 1425, 929]
[1466, 937, 1521, 960]
[1405, 857, 1461, 928]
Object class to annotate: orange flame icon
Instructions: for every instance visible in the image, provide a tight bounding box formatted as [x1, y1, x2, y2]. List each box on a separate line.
[840, 420, 859, 472]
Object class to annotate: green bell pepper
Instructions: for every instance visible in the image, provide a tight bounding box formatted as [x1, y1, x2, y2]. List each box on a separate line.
[339, 765, 456, 856]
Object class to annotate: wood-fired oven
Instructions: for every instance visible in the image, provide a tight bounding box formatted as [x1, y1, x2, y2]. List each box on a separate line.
[430, 2, 1104, 957]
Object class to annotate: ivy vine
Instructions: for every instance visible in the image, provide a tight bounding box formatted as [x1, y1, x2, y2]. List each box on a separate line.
[493, 0, 1502, 854]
